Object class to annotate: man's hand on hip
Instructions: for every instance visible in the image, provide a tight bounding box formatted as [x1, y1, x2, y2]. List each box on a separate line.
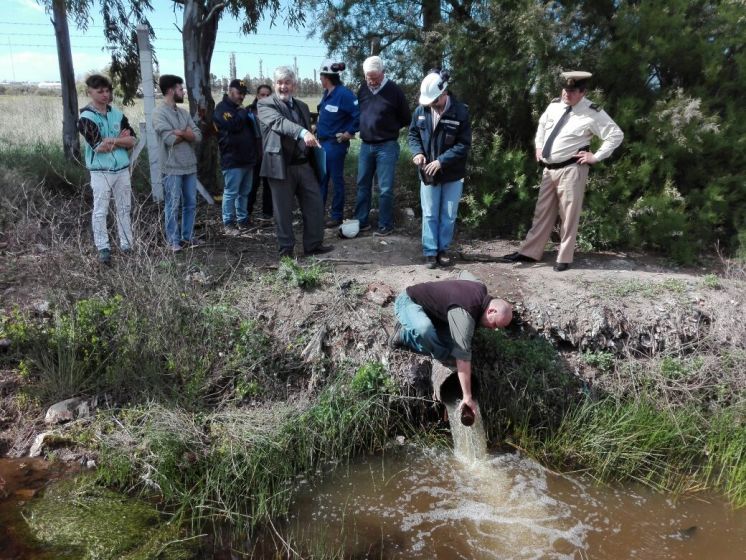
[574, 150, 598, 165]
[412, 153, 426, 166]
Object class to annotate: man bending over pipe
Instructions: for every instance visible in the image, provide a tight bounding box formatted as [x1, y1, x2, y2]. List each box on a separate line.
[391, 277, 513, 415]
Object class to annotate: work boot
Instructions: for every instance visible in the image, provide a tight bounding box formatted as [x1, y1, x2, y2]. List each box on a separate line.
[425, 256, 438, 269]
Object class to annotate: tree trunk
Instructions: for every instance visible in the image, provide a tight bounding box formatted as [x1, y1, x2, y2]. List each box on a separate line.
[182, 0, 221, 193]
[51, 0, 80, 161]
[421, 0, 442, 74]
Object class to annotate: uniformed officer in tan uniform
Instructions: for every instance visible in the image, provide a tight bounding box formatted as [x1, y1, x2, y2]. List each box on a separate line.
[502, 71, 623, 271]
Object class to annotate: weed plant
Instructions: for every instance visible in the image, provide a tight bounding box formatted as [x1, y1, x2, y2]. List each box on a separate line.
[92, 362, 420, 533]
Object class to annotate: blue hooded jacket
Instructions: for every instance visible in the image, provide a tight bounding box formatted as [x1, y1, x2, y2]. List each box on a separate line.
[213, 94, 260, 169]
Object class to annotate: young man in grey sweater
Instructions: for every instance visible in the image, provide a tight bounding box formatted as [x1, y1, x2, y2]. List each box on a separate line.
[152, 74, 203, 251]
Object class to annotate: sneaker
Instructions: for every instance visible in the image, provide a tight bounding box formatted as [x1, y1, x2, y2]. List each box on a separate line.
[237, 221, 252, 232]
[325, 218, 343, 229]
[224, 224, 240, 237]
[388, 327, 407, 350]
[120, 246, 132, 255]
[171, 243, 182, 253]
[374, 226, 393, 237]
[97, 248, 111, 264]
[437, 252, 453, 267]
[256, 214, 273, 224]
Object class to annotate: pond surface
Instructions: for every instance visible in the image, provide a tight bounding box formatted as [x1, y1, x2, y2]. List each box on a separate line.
[278, 407, 746, 559]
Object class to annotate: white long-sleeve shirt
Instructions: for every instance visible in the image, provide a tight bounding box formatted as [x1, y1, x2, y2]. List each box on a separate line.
[535, 96, 623, 164]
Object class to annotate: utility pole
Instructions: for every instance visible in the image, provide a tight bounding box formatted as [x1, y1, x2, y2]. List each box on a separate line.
[259, 58, 263, 80]
[136, 25, 162, 201]
[294, 56, 298, 79]
[229, 52, 236, 80]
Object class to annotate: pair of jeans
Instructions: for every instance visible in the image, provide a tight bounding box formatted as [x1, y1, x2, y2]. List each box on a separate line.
[320, 140, 349, 221]
[394, 292, 454, 361]
[163, 173, 197, 245]
[354, 140, 400, 230]
[222, 166, 254, 225]
[420, 179, 463, 256]
[90, 169, 133, 251]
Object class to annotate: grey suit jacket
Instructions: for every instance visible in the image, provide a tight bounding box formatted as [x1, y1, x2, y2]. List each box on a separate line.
[257, 95, 312, 180]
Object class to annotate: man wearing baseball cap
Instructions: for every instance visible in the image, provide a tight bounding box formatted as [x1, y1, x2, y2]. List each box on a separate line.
[213, 79, 261, 236]
[502, 71, 624, 271]
[408, 70, 472, 269]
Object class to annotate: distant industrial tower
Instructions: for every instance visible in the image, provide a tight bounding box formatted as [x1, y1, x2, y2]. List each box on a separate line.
[229, 52, 236, 80]
[294, 57, 298, 79]
[259, 58, 263, 80]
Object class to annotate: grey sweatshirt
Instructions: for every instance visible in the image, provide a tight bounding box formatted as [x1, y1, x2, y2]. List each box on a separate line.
[152, 103, 202, 175]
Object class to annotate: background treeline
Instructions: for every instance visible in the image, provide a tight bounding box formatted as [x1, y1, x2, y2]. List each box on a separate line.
[314, 0, 745, 263]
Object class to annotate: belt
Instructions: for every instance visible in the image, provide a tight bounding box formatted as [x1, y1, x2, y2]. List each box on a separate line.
[289, 158, 309, 166]
[540, 146, 590, 170]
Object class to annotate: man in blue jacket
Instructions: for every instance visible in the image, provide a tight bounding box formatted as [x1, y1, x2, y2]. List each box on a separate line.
[316, 60, 360, 228]
[408, 70, 472, 269]
[213, 79, 260, 235]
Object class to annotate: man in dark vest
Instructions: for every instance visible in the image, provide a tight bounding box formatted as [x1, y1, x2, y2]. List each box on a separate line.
[391, 278, 513, 414]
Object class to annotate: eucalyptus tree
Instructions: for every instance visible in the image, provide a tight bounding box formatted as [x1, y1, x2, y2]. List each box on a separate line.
[165, 0, 305, 190]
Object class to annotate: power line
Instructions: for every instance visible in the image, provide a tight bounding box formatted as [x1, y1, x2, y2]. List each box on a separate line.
[0, 20, 308, 37]
[4, 42, 323, 58]
[0, 32, 324, 49]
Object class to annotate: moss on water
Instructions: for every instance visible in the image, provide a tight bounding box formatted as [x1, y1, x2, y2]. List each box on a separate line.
[24, 477, 198, 560]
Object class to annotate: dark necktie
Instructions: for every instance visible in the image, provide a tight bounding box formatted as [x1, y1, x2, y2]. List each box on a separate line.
[542, 105, 572, 160]
[284, 100, 300, 124]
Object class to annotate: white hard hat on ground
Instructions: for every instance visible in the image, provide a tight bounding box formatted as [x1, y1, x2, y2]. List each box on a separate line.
[419, 72, 448, 105]
[338, 219, 360, 239]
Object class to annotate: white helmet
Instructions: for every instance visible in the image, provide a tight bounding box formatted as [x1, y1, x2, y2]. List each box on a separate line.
[320, 59, 346, 75]
[419, 71, 449, 105]
[338, 219, 360, 239]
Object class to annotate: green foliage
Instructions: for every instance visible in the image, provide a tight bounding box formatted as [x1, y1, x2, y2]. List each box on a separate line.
[471, 329, 582, 442]
[350, 361, 396, 394]
[581, 351, 615, 374]
[533, 397, 746, 507]
[701, 274, 721, 289]
[277, 257, 325, 290]
[94, 370, 417, 532]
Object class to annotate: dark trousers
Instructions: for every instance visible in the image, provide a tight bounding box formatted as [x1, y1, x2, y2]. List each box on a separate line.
[249, 163, 273, 218]
[268, 163, 325, 253]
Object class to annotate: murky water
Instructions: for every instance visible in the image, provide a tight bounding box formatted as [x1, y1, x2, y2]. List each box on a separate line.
[282, 404, 746, 559]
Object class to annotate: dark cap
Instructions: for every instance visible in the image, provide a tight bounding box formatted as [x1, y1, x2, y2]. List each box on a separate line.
[229, 79, 248, 94]
[559, 70, 592, 90]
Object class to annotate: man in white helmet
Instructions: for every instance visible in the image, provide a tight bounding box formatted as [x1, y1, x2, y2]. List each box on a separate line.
[502, 70, 623, 271]
[317, 59, 360, 228]
[408, 70, 472, 269]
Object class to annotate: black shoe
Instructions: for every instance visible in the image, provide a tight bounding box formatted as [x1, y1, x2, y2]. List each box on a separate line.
[278, 247, 295, 258]
[553, 262, 570, 272]
[388, 327, 407, 350]
[97, 248, 111, 264]
[501, 251, 537, 263]
[304, 244, 334, 256]
[425, 255, 438, 269]
[358, 223, 372, 232]
[325, 218, 343, 229]
[374, 226, 393, 237]
[437, 252, 453, 267]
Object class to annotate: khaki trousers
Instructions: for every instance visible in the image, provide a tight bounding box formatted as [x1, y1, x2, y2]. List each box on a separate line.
[519, 163, 589, 264]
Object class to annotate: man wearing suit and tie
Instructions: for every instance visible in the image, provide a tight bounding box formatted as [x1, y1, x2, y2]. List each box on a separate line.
[502, 71, 623, 271]
[257, 66, 334, 258]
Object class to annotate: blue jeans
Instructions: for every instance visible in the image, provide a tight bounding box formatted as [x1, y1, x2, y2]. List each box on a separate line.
[320, 140, 349, 221]
[394, 292, 454, 361]
[164, 173, 197, 245]
[222, 166, 254, 225]
[354, 140, 400, 230]
[420, 179, 463, 256]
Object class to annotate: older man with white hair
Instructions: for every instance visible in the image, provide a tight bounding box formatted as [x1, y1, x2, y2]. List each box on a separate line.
[353, 56, 411, 237]
[257, 66, 333, 258]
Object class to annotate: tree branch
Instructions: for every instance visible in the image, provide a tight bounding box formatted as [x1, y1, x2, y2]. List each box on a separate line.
[201, 1, 226, 27]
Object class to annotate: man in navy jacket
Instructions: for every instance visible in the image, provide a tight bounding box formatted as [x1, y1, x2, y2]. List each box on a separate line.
[408, 71, 472, 268]
[214, 79, 260, 235]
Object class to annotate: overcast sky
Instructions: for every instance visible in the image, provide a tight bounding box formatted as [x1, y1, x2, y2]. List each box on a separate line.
[0, 0, 328, 83]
